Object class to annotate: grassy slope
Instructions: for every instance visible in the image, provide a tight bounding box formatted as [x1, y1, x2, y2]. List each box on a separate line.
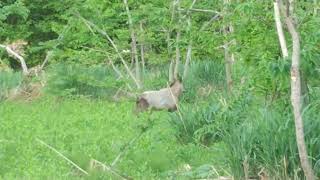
[0, 97, 226, 179]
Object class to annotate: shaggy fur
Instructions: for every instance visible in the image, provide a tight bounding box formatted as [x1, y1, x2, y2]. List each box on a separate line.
[135, 79, 183, 114]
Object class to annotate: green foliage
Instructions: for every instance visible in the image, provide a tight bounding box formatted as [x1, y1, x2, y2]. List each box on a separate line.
[224, 103, 320, 179]
[45, 63, 125, 98]
[0, 97, 222, 179]
[169, 89, 252, 145]
[182, 60, 225, 102]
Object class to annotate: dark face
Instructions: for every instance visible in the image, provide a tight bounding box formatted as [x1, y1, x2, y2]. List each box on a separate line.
[135, 97, 149, 113]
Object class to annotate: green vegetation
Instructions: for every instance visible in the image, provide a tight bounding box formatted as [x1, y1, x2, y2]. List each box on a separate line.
[0, 97, 227, 179]
[1, 0, 320, 179]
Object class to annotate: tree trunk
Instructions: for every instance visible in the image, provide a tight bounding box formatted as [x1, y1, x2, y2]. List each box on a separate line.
[123, 0, 141, 87]
[173, 0, 181, 79]
[183, 41, 192, 80]
[314, 0, 318, 16]
[169, 58, 175, 82]
[274, 1, 289, 58]
[140, 21, 145, 77]
[285, 16, 316, 180]
[223, 0, 233, 94]
[166, 30, 174, 82]
[224, 42, 232, 94]
[174, 30, 181, 79]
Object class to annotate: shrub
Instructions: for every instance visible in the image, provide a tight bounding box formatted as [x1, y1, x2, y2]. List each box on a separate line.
[169, 89, 252, 145]
[45, 63, 126, 98]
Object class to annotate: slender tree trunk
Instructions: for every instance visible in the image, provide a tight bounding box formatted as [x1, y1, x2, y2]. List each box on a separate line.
[139, 21, 145, 77]
[173, 0, 181, 79]
[183, 41, 192, 80]
[274, 0, 289, 58]
[169, 58, 175, 82]
[285, 15, 316, 180]
[182, 0, 196, 80]
[223, 41, 232, 94]
[166, 30, 174, 82]
[174, 30, 180, 79]
[123, 0, 141, 87]
[314, 0, 318, 16]
[223, 0, 233, 94]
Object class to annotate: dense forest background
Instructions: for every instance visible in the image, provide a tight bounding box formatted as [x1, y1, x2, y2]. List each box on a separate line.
[0, 0, 319, 179]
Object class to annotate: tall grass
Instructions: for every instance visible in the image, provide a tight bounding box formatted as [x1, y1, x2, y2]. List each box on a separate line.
[0, 71, 23, 100]
[169, 89, 252, 145]
[182, 60, 225, 102]
[223, 102, 320, 179]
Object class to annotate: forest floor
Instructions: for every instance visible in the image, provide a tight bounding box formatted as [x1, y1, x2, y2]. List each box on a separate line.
[0, 96, 228, 179]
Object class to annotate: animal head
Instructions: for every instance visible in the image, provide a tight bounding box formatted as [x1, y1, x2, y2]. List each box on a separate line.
[169, 77, 184, 96]
[134, 97, 149, 115]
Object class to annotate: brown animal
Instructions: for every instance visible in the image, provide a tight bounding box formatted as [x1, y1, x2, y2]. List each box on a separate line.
[135, 78, 184, 114]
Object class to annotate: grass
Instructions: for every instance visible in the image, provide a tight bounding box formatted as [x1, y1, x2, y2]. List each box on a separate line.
[0, 96, 227, 179]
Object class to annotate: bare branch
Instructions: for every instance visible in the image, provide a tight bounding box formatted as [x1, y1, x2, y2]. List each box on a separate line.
[90, 159, 131, 180]
[0, 44, 29, 75]
[274, 1, 289, 58]
[111, 129, 145, 167]
[40, 51, 52, 70]
[36, 138, 89, 175]
[178, 8, 220, 14]
[123, 0, 141, 87]
[183, 42, 192, 80]
[200, 14, 221, 31]
[75, 13, 141, 89]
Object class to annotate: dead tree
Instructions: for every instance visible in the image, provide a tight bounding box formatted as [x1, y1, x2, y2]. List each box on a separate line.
[0, 41, 29, 75]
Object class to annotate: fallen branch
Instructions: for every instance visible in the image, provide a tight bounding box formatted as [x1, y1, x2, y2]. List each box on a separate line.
[0, 44, 29, 75]
[200, 14, 221, 31]
[40, 51, 53, 70]
[90, 159, 132, 180]
[36, 138, 89, 175]
[167, 82, 187, 133]
[178, 8, 220, 14]
[111, 128, 146, 167]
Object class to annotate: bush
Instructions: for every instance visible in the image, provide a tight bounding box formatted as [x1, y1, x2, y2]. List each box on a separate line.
[45, 63, 126, 98]
[169, 90, 252, 145]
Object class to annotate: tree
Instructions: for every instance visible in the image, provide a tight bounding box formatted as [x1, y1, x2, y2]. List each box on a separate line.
[123, 0, 142, 88]
[277, 0, 316, 179]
